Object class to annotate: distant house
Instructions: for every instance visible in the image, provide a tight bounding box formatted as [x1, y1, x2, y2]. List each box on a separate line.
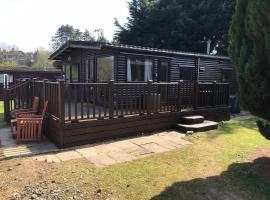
[0, 48, 33, 66]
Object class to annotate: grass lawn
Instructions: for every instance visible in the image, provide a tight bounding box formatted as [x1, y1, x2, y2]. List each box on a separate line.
[0, 101, 5, 128]
[1, 118, 270, 199]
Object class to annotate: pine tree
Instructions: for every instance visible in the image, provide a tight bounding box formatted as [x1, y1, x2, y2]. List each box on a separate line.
[114, 0, 235, 55]
[229, 0, 270, 139]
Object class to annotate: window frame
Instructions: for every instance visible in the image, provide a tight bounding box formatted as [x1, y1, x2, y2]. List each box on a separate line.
[126, 56, 154, 82]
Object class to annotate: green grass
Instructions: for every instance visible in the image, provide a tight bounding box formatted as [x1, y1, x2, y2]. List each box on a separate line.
[49, 118, 270, 200]
[0, 101, 5, 128]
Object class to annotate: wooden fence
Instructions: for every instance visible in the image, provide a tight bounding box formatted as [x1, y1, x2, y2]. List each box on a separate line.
[3, 80, 230, 123]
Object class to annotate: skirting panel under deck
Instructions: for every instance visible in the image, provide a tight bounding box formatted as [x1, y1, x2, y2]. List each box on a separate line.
[45, 106, 230, 148]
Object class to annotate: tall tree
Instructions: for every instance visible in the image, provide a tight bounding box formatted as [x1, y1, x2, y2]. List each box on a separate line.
[32, 48, 54, 69]
[114, 0, 235, 55]
[51, 25, 97, 50]
[229, 0, 270, 137]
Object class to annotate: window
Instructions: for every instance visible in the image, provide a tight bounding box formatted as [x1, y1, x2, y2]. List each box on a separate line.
[71, 64, 79, 82]
[65, 64, 71, 81]
[127, 58, 153, 82]
[97, 56, 114, 81]
[221, 69, 232, 82]
[180, 67, 193, 81]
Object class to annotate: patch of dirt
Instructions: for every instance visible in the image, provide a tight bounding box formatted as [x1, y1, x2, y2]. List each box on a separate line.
[247, 148, 270, 180]
[0, 158, 89, 200]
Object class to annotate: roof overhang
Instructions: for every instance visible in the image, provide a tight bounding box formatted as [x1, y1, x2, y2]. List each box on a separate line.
[49, 41, 103, 60]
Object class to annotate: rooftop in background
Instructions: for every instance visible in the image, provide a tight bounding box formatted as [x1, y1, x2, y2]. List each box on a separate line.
[50, 40, 231, 61]
[0, 66, 61, 73]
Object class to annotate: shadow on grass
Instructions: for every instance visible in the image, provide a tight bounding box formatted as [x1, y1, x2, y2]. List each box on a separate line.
[151, 157, 270, 200]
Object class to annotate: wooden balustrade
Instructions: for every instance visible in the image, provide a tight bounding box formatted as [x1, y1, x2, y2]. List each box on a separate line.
[3, 80, 230, 123]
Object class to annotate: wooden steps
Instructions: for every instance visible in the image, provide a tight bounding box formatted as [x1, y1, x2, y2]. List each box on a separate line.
[175, 115, 218, 133]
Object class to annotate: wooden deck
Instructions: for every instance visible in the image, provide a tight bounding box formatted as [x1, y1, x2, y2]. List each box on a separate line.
[3, 80, 230, 148]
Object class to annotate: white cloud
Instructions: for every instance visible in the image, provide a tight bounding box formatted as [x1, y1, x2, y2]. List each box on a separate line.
[0, 0, 130, 52]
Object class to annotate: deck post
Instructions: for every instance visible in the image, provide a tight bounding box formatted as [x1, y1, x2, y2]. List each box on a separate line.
[193, 81, 199, 110]
[212, 81, 217, 107]
[42, 79, 48, 102]
[147, 80, 153, 115]
[177, 80, 183, 112]
[108, 80, 114, 119]
[58, 80, 65, 123]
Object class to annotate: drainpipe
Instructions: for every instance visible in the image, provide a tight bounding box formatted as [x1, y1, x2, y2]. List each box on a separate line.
[206, 39, 211, 54]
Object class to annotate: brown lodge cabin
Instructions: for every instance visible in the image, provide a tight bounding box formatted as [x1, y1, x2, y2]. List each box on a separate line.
[50, 41, 237, 94]
[3, 41, 236, 148]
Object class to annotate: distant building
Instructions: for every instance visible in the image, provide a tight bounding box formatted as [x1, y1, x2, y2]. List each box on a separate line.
[0, 48, 33, 65]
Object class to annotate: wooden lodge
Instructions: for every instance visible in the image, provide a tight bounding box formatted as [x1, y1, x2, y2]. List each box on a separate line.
[3, 41, 234, 148]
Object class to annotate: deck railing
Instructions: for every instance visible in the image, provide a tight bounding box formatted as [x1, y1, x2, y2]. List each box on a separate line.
[3, 80, 230, 123]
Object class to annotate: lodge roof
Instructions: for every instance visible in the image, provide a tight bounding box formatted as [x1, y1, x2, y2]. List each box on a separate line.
[49, 40, 231, 61]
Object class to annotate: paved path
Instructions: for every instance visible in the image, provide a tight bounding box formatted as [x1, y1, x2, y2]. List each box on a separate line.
[33, 131, 191, 167]
[0, 126, 58, 159]
[0, 126, 191, 167]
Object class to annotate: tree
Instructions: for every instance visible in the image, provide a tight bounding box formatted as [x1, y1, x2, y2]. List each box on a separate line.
[114, 0, 235, 55]
[51, 25, 109, 50]
[229, 0, 270, 138]
[32, 48, 54, 69]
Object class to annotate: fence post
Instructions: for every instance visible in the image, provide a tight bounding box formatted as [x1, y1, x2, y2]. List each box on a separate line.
[108, 80, 114, 119]
[177, 80, 183, 112]
[3, 89, 10, 122]
[42, 79, 48, 102]
[212, 81, 217, 107]
[147, 80, 153, 115]
[58, 80, 65, 123]
[193, 81, 199, 110]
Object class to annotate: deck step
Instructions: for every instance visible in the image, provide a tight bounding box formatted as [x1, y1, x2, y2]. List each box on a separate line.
[175, 120, 218, 133]
[179, 115, 205, 124]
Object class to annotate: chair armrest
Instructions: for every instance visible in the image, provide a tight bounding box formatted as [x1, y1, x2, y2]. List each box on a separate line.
[18, 114, 43, 118]
[14, 108, 33, 113]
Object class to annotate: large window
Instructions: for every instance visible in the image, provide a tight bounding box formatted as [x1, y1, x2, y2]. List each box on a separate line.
[97, 56, 114, 81]
[127, 58, 153, 82]
[180, 67, 193, 81]
[65, 64, 79, 82]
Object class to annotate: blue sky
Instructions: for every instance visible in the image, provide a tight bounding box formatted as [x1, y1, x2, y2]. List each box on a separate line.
[0, 0, 130, 52]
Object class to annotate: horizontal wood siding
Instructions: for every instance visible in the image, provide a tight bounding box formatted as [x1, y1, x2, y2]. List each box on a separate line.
[46, 117, 63, 147]
[199, 58, 236, 94]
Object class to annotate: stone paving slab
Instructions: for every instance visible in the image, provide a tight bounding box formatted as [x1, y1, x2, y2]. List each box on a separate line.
[1, 125, 192, 167]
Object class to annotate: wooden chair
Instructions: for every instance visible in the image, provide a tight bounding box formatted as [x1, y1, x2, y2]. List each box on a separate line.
[12, 96, 40, 118]
[11, 101, 48, 143]
[16, 117, 43, 144]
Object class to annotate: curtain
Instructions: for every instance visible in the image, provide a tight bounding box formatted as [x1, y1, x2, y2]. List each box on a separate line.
[127, 58, 132, 81]
[144, 59, 153, 81]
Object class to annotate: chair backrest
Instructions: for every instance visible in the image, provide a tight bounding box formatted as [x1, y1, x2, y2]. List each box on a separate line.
[32, 96, 40, 112]
[41, 101, 48, 117]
